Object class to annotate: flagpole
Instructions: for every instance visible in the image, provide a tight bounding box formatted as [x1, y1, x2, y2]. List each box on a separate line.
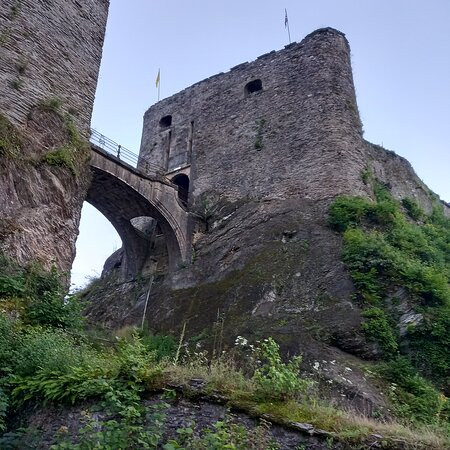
[156, 68, 161, 102]
[285, 8, 291, 44]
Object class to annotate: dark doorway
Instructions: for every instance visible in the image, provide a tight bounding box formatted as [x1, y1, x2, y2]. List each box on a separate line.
[171, 174, 189, 206]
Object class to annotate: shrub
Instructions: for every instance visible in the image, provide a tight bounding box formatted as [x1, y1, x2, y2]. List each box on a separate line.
[406, 311, 450, 385]
[140, 332, 177, 361]
[115, 332, 162, 384]
[328, 196, 370, 231]
[401, 198, 424, 221]
[329, 184, 450, 406]
[13, 327, 96, 377]
[361, 307, 398, 356]
[379, 357, 449, 425]
[367, 199, 398, 227]
[252, 337, 308, 400]
[0, 314, 20, 373]
[0, 274, 25, 297]
[0, 257, 84, 330]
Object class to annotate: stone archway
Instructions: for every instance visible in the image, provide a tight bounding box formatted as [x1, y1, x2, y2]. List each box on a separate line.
[86, 146, 189, 279]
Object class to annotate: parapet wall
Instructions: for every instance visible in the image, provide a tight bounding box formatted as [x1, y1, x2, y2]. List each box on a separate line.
[139, 28, 368, 204]
[0, 0, 109, 132]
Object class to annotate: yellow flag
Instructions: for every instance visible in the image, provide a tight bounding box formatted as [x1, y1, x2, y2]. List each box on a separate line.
[155, 69, 160, 88]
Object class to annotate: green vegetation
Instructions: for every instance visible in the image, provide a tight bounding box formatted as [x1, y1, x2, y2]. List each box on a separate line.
[254, 118, 266, 150]
[163, 419, 279, 449]
[379, 357, 449, 425]
[402, 198, 425, 221]
[10, 78, 23, 90]
[328, 174, 449, 427]
[38, 97, 63, 112]
[0, 180, 449, 447]
[0, 254, 83, 329]
[1, 263, 448, 450]
[42, 147, 77, 175]
[37, 99, 90, 176]
[252, 337, 309, 400]
[0, 113, 22, 159]
[361, 307, 398, 355]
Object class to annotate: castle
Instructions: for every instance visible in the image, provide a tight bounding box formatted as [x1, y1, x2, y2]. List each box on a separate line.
[1, 1, 449, 420]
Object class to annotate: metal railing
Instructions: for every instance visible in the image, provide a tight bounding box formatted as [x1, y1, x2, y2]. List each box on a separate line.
[90, 129, 139, 167]
[90, 129, 164, 175]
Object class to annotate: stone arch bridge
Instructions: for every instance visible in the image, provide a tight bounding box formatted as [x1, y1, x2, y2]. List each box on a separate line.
[87, 131, 189, 279]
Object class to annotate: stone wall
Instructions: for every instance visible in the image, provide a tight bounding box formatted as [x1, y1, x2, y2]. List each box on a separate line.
[140, 28, 368, 204]
[0, 0, 109, 273]
[0, 0, 108, 132]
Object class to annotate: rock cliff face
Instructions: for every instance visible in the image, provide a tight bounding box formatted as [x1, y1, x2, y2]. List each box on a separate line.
[0, 0, 109, 273]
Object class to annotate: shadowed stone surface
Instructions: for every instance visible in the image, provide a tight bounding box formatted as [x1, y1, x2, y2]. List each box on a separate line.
[87, 146, 189, 277]
[0, 0, 109, 273]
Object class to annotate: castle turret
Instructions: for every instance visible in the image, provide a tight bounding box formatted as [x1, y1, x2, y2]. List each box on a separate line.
[0, 0, 109, 272]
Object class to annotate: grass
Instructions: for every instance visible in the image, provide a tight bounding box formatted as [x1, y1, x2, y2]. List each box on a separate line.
[36, 99, 90, 176]
[42, 146, 76, 175]
[161, 357, 449, 449]
[0, 113, 22, 159]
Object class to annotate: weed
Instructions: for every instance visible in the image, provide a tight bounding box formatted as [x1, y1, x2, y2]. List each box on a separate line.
[254, 118, 266, 150]
[252, 337, 309, 400]
[0, 113, 22, 159]
[42, 147, 76, 174]
[38, 97, 62, 112]
[10, 78, 23, 90]
[361, 167, 373, 185]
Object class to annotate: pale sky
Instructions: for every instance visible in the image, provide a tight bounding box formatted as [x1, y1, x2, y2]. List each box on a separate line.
[71, 0, 450, 288]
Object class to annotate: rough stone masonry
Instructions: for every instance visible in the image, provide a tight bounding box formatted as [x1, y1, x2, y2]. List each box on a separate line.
[0, 0, 109, 273]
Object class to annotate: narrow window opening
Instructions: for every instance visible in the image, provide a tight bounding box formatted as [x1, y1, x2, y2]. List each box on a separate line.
[244, 79, 262, 96]
[187, 121, 194, 163]
[159, 115, 172, 127]
[171, 174, 189, 206]
[165, 130, 172, 170]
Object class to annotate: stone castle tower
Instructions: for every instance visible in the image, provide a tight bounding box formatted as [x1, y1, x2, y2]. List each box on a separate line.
[89, 28, 446, 340]
[131, 28, 439, 282]
[139, 28, 366, 207]
[0, 0, 109, 273]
